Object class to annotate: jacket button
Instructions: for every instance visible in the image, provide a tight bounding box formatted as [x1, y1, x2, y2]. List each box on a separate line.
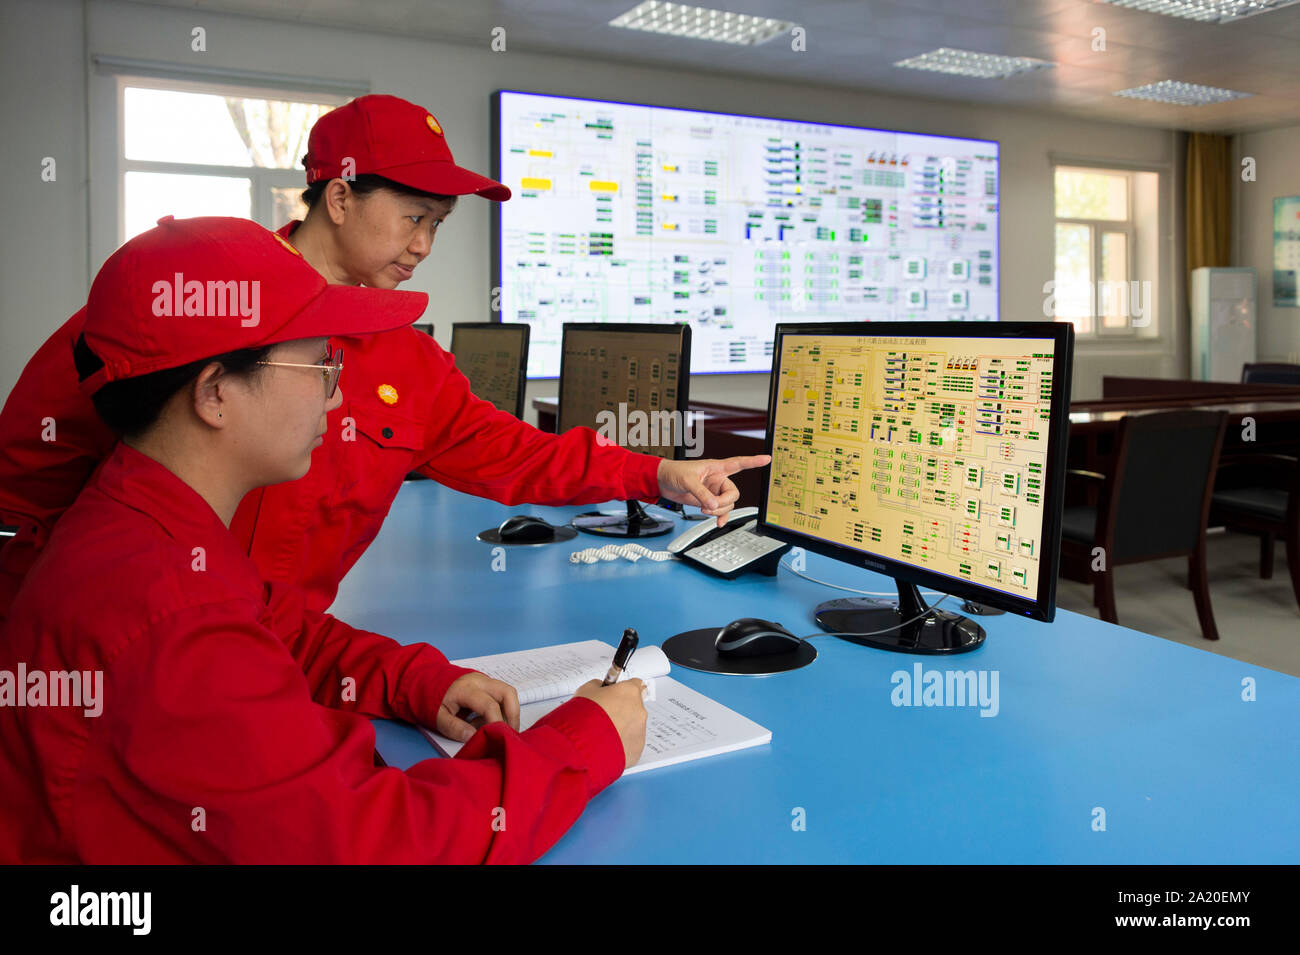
[382, 427, 394, 439]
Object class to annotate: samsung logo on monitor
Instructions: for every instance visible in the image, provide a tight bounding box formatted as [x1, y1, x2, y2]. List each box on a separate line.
[863, 558, 887, 571]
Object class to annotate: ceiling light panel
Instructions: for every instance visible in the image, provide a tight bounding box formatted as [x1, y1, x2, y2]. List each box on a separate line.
[1112, 79, 1254, 103]
[611, 1, 794, 45]
[893, 48, 1055, 79]
[1096, 0, 1300, 24]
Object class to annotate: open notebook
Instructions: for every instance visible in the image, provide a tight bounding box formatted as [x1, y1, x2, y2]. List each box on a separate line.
[420, 640, 771, 775]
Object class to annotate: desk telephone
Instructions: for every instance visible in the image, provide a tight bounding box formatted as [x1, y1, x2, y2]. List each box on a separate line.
[666, 507, 791, 579]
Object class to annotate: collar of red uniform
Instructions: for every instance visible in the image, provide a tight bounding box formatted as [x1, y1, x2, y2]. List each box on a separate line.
[94, 442, 265, 597]
[276, 220, 302, 240]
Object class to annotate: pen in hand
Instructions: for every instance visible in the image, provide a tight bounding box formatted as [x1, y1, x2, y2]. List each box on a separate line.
[602, 628, 639, 686]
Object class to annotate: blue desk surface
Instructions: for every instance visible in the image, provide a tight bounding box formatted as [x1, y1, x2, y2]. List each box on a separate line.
[331, 481, 1300, 864]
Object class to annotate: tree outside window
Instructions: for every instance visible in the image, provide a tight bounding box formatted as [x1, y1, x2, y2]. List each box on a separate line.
[122, 84, 337, 241]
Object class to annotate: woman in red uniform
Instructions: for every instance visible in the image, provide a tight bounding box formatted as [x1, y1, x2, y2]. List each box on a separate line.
[0, 216, 645, 863]
[0, 93, 769, 616]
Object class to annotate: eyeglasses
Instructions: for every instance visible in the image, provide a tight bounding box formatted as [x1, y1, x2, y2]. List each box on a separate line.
[256, 345, 344, 399]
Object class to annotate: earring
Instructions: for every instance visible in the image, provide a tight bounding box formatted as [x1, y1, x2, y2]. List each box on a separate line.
[218, 412, 222, 419]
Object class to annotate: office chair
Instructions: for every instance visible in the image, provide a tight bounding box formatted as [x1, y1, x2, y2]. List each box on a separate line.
[1060, 410, 1228, 640]
[1209, 453, 1300, 613]
[1241, 363, 1300, 386]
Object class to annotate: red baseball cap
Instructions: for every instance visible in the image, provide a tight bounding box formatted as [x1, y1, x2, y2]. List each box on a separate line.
[78, 215, 428, 395]
[303, 94, 511, 202]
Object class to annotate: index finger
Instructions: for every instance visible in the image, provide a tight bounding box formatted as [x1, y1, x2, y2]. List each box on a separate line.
[720, 454, 772, 476]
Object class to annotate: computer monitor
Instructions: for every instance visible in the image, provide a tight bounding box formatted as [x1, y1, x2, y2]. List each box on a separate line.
[557, 322, 692, 537]
[451, 322, 530, 419]
[757, 321, 1074, 653]
[403, 325, 437, 483]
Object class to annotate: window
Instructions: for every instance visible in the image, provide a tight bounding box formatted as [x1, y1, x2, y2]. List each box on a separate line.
[1052, 165, 1159, 336]
[120, 84, 340, 241]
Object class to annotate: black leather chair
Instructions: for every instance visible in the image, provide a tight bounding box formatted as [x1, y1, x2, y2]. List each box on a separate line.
[1060, 410, 1228, 640]
[1241, 362, 1300, 386]
[1210, 453, 1300, 613]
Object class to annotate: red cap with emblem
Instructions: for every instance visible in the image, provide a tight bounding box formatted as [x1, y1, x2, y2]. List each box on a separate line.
[77, 215, 428, 395]
[303, 94, 510, 202]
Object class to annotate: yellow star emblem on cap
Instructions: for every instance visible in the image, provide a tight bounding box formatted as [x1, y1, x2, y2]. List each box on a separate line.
[272, 233, 302, 257]
[425, 114, 442, 136]
[377, 383, 399, 405]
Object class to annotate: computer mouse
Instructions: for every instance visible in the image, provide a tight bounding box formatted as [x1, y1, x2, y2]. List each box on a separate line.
[715, 618, 804, 657]
[498, 515, 557, 543]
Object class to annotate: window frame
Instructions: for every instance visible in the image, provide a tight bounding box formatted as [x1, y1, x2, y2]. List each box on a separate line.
[115, 76, 347, 242]
[89, 63, 365, 271]
[1052, 165, 1140, 339]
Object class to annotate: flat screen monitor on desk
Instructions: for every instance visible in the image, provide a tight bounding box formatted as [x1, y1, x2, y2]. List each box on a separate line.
[557, 322, 691, 537]
[757, 321, 1075, 653]
[450, 322, 530, 419]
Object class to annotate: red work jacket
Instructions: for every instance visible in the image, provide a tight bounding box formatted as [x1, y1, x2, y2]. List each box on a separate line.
[0, 219, 663, 615]
[0, 442, 624, 863]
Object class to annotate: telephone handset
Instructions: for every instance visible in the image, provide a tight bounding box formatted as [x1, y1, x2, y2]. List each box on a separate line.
[666, 507, 758, 554]
[667, 507, 791, 579]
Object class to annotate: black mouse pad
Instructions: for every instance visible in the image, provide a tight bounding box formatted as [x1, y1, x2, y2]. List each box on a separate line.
[476, 525, 579, 546]
[663, 628, 817, 676]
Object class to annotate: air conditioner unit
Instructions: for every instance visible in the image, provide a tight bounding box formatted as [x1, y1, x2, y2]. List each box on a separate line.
[1191, 267, 1256, 382]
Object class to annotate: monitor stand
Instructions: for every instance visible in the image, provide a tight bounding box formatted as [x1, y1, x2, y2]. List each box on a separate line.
[960, 599, 1005, 616]
[814, 580, 985, 654]
[656, 499, 708, 522]
[572, 500, 675, 538]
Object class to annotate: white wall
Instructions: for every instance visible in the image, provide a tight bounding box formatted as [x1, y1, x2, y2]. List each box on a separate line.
[1, 0, 1192, 414]
[1235, 124, 1300, 363]
[1, 0, 90, 399]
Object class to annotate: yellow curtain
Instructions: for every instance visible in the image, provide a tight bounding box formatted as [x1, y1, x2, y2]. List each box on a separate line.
[1185, 132, 1233, 277]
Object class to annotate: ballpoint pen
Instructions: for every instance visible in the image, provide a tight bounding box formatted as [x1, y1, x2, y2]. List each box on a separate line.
[602, 628, 639, 686]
